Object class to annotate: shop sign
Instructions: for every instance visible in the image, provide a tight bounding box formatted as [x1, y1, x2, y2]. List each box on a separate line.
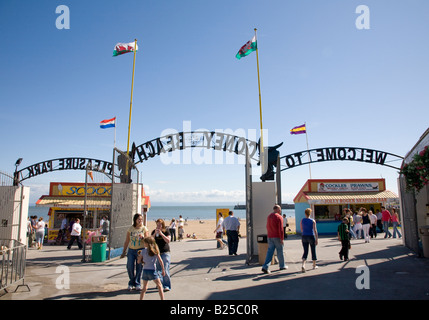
[312, 198, 387, 205]
[318, 182, 379, 193]
[53, 184, 112, 197]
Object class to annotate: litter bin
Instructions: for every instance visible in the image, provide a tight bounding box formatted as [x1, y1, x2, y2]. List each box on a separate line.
[420, 226, 429, 258]
[257, 234, 276, 266]
[92, 235, 107, 262]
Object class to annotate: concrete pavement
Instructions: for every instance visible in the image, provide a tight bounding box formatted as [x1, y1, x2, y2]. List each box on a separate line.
[1, 234, 429, 301]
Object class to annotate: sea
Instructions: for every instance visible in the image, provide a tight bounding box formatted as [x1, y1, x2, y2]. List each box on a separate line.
[28, 205, 295, 223]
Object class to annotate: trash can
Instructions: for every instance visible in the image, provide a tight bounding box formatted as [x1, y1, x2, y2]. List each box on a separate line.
[91, 236, 107, 262]
[420, 226, 429, 258]
[257, 234, 276, 266]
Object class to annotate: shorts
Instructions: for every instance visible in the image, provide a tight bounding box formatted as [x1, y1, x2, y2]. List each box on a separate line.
[142, 269, 159, 281]
[216, 231, 223, 239]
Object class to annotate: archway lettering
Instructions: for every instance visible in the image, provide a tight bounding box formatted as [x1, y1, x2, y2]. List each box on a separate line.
[16, 157, 114, 183]
[131, 131, 260, 164]
[280, 147, 403, 171]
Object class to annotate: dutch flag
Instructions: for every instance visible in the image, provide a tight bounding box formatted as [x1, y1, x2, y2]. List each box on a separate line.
[100, 117, 116, 129]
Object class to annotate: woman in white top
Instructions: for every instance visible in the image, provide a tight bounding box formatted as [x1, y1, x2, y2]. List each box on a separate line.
[214, 212, 225, 249]
[35, 217, 46, 250]
[169, 218, 177, 242]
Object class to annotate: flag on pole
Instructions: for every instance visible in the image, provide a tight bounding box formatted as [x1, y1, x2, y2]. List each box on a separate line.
[235, 36, 257, 59]
[290, 124, 306, 135]
[100, 117, 116, 129]
[113, 42, 138, 57]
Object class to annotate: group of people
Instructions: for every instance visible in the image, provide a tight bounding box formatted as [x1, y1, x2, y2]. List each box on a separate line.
[338, 206, 401, 261]
[342, 206, 402, 243]
[260, 204, 402, 274]
[167, 215, 185, 241]
[214, 211, 241, 255]
[261, 205, 318, 274]
[120, 213, 172, 300]
[27, 216, 46, 250]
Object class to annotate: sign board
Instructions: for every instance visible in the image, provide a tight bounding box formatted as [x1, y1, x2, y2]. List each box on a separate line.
[317, 182, 379, 193]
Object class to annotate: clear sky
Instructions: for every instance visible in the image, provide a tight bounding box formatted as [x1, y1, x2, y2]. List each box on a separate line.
[1, 0, 428, 205]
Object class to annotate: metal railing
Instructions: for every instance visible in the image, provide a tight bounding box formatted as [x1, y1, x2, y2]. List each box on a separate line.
[0, 239, 30, 293]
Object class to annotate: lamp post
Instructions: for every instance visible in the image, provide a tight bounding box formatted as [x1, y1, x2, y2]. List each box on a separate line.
[13, 158, 23, 186]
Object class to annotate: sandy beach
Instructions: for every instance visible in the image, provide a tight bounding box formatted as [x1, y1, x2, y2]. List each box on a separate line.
[147, 218, 296, 240]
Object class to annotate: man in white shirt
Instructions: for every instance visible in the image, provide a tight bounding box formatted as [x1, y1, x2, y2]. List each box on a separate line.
[67, 218, 83, 250]
[222, 211, 240, 255]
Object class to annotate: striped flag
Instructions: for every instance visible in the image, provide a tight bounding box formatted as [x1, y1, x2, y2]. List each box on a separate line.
[100, 117, 116, 129]
[290, 124, 306, 135]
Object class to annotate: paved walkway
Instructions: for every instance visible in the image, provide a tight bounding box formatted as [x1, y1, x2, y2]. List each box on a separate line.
[1, 235, 429, 301]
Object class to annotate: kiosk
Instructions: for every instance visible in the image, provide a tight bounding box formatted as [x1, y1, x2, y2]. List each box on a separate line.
[294, 179, 399, 235]
[36, 182, 150, 244]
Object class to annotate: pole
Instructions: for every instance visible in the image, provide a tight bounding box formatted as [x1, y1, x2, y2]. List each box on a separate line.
[114, 117, 117, 150]
[254, 28, 265, 176]
[305, 122, 312, 179]
[82, 163, 89, 262]
[126, 39, 137, 156]
[126, 39, 137, 181]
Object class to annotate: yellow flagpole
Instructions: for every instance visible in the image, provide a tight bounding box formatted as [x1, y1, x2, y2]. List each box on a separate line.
[254, 28, 265, 175]
[125, 39, 137, 181]
[126, 39, 137, 157]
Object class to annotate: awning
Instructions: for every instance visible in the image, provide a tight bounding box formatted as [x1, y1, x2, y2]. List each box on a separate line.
[304, 190, 398, 205]
[36, 196, 111, 209]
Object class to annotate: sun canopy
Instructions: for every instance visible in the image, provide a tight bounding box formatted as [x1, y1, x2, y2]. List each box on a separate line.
[36, 196, 111, 209]
[303, 190, 398, 205]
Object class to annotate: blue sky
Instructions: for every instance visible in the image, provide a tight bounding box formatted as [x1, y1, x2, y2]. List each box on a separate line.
[0, 0, 428, 205]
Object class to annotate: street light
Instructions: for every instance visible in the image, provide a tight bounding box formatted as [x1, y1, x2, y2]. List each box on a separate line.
[13, 158, 23, 186]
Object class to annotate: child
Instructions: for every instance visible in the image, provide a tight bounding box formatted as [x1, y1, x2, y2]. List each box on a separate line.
[137, 237, 165, 300]
[338, 217, 350, 261]
[178, 225, 184, 241]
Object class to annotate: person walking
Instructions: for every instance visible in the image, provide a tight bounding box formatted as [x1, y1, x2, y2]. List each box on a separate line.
[375, 209, 383, 233]
[120, 213, 149, 291]
[67, 218, 83, 250]
[169, 218, 177, 242]
[35, 217, 46, 250]
[353, 211, 363, 239]
[178, 215, 185, 241]
[31, 216, 38, 248]
[369, 210, 378, 238]
[27, 217, 33, 248]
[100, 215, 109, 238]
[361, 208, 371, 243]
[222, 211, 240, 256]
[282, 213, 288, 239]
[345, 209, 356, 239]
[261, 205, 287, 274]
[138, 237, 165, 300]
[391, 208, 402, 238]
[381, 206, 392, 238]
[214, 212, 225, 249]
[151, 218, 172, 292]
[300, 208, 318, 272]
[337, 217, 350, 261]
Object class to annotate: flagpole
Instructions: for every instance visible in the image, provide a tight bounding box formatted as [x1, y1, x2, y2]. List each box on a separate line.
[254, 28, 265, 176]
[305, 122, 312, 179]
[126, 39, 137, 157]
[114, 117, 117, 150]
[125, 39, 137, 181]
